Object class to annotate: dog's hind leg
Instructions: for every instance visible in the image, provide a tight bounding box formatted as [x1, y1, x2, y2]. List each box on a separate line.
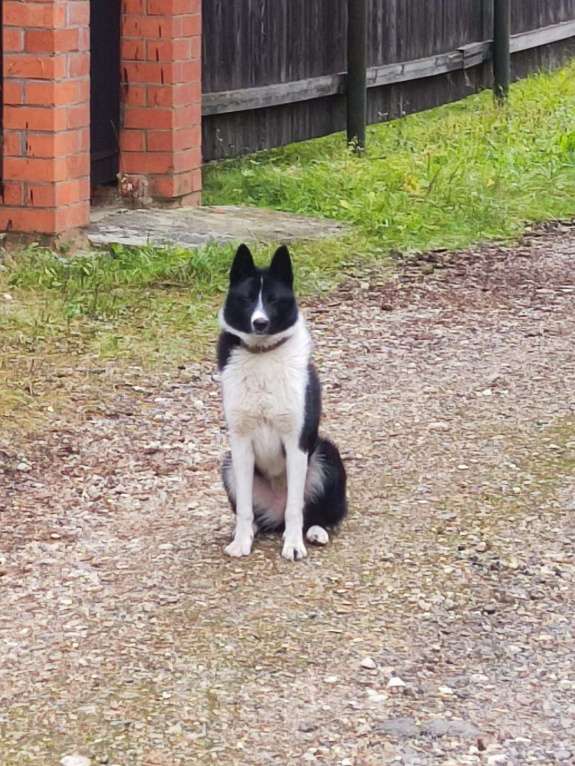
[222, 452, 287, 534]
[303, 438, 347, 540]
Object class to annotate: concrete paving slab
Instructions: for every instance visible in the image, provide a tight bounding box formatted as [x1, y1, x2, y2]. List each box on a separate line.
[87, 205, 347, 249]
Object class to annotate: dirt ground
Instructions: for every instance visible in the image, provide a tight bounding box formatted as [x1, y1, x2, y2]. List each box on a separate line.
[1, 225, 574, 766]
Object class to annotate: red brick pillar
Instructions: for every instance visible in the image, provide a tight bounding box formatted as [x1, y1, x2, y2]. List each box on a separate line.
[1, 1, 90, 235]
[120, 0, 202, 206]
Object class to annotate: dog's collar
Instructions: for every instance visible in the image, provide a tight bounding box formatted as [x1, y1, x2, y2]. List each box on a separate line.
[240, 337, 289, 354]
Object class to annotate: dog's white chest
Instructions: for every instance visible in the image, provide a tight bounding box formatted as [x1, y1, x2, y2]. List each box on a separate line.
[222, 350, 306, 437]
[221, 319, 311, 440]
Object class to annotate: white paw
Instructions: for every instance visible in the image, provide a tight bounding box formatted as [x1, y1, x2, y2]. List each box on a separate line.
[281, 536, 308, 561]
[224, 534, 253, 558]
[306, 525, 329, 545]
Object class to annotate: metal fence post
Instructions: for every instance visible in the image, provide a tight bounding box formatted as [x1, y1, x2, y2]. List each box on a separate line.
[347, 0, 368, 150]
[493, 0, 511, 102]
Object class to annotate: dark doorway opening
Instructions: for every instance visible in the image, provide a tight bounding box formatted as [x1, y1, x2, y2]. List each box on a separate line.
[90, 0, 121, 188]
[0, 0, 4, 189]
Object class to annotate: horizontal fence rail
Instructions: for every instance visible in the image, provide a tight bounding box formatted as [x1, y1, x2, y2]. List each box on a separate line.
[204, 18, 575, 116]
[202, 1, 575, 160]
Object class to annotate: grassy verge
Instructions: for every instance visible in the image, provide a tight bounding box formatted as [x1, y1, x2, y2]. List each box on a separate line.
[0, 240, 346, 437]
[205, 62, 575, 252]
[1, 63, 575, 439]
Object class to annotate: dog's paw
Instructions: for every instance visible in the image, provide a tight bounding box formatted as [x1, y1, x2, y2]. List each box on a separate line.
[306, 525, 329, 545]
[281, 536, 307, 561]
[224, 535, 253, 558]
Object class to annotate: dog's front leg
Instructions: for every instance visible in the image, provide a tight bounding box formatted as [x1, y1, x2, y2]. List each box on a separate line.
[225, 434, 255, 557]
[282, 439, 308, 561]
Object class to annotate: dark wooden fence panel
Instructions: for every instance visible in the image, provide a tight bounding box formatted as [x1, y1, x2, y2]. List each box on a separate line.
[368, 0, 484, 66]
[511, 0, 575, 34]
[204, 96, 347, 162]
[366, 0, 489, 129]
[202, 0, 575, 162]
[367, 68, 488, 129]
[202, 0, 348, 160]
[203, 0, 347, 92]
[510, 0, 575, 80]
[512, 37, 575, 82]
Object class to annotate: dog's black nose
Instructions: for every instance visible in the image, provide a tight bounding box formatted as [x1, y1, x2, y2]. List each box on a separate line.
[252, 318, 269, 333]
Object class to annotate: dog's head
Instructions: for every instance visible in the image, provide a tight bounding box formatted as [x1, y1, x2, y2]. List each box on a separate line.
[220, 244, 299, 340]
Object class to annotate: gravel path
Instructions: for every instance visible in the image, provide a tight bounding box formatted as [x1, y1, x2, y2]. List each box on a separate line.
[1, 226, 574, 766]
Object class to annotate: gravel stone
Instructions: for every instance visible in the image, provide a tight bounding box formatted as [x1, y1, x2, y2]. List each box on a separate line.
[374, 718, 419, 738]
[299, 721, 319, 733]
[421, 719, 480, 738]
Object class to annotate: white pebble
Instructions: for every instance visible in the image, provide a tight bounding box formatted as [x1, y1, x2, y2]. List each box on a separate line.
[360, 657, 377, 670]
[366, 689, 387, 704]
[60, 756, 91, 766]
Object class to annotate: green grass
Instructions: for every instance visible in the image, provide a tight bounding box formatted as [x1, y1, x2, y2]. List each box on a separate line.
[205, 62, 575, 253]
[2, 63, 575, 437]
[0, 239, 347, 436]
[1, 239, 345, 367]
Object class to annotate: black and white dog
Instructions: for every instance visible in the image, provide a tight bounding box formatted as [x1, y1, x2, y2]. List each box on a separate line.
[217, 244, 347, 560]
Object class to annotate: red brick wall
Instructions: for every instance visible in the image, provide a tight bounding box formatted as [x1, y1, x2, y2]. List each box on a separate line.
[0, 0, 202, 236]
[0, 0, 91, 234]
[119, 0, 202, 205]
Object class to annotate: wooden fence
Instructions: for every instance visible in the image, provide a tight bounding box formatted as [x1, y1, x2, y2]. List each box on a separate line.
[202, 0, 575, 161]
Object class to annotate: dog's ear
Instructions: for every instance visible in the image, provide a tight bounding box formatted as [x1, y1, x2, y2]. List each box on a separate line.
[230, 244, 256, 284]
[269, 245, 293, 288]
